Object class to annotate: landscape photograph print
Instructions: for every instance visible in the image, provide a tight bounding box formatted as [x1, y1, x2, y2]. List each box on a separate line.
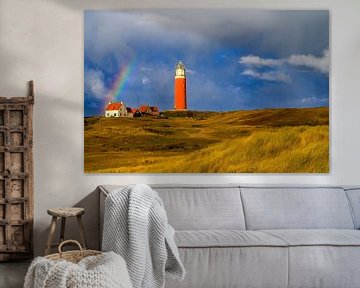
[84, 10, 329, 173]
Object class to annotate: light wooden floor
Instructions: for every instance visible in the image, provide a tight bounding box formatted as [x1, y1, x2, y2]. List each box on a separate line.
[0, 261, 30, 288]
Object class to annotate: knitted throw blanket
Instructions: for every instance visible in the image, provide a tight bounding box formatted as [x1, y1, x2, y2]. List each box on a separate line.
[24, 251, 133, 288]
[102, 184, 185, 288]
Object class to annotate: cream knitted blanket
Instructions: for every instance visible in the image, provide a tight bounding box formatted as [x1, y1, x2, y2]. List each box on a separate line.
[102, 184, 185, 288]
[24, 251, 132, 288]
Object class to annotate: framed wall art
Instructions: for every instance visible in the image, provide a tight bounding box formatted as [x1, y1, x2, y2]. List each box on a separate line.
[84, 10, 329, 173]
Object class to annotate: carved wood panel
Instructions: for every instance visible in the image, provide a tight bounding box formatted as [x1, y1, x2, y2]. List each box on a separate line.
[0, 81, 34, 261]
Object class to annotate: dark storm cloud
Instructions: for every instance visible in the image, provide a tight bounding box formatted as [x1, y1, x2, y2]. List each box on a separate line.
[130, 9, 329, 57]
[85, 10, 329, 62]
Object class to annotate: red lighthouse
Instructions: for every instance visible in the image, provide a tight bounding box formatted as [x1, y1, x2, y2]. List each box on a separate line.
[174, 61, 187, 110]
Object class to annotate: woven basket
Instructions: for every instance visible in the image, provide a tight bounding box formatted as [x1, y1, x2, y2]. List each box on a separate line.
[45, 240, 102, 263]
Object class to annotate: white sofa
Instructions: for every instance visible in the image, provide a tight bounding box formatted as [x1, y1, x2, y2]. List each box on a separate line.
[99, 185, 360, 288]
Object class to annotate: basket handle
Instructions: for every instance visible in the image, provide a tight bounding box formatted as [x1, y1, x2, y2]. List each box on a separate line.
[58, 240, 83, 255]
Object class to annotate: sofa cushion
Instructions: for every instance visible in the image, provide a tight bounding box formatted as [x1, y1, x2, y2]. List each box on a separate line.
[154, 186, 246, 230]
[262, 229, 360, 246]
[287, 246, 360, 288]
[345, 188, 360, 229]
[100, 185, 246, 230]
[165, 247, 288, 288]
[241, 187, 355, 230]
[175, 230, 287, 248]
[261, 230, 360, 288]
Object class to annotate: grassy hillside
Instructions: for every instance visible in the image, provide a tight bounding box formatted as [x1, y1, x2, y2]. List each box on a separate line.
[84, 107, 329, 173]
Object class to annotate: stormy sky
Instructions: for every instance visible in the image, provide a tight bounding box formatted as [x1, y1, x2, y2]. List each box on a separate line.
[84, 10, 329, 116]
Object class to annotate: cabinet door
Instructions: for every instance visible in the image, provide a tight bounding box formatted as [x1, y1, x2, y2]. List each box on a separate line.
[0, 102, 33, 261]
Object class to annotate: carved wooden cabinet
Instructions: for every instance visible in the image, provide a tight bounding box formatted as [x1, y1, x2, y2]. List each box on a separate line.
[0, 82, 34, 261]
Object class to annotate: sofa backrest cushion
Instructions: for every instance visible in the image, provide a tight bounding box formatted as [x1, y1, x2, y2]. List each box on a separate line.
[153, 186, 246, 230]
[345, 188, 360, 229]
[240, 187, 355, 230]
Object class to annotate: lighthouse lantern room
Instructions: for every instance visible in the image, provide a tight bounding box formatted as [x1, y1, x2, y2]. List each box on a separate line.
[174, 61, 187, 110]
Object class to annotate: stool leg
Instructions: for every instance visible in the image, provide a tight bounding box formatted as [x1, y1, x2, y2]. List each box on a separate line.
[77, 215, 87, 249]
[60, 217, 66, 243]
[45, 216, 57, 255]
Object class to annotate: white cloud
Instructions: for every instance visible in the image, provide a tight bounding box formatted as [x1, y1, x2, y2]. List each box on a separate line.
[186, 69, 196, 75]
[141, 67, 153, 72]
[301, 96, 328, 103]
[239, 55, 283, 66]
[142, 76, 150, 85]
[85, 69, 107, 99]
[239, 49, 329, 74]
[288, 49, 329, 73]
[242, 69, 291, 83]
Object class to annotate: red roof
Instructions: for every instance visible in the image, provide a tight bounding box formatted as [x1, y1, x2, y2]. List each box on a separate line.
[106, 102, 123, 111]
[131, 108, 138, 113]
[139, 105, 150, 113]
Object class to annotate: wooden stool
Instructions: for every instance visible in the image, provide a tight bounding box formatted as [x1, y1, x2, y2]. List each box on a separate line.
[45, 207, 87, 255]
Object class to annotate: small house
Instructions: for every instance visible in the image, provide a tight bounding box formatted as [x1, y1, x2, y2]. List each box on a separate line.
[125, 107, 142, 117]
[139, 105, 151, 114]
[131, 108, 142, 117]
[150, 106, 160, 116]
[139, 105, 160, 116]
[105, 101, 128, 117]
[126, 107, 133, 117]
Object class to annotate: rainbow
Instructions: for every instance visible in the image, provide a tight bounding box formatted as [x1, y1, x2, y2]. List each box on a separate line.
[104, 57, 137, 106]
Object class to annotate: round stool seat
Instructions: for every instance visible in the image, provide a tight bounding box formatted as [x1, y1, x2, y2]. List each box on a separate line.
[45, 207, 88, 255]
[47, 207, 85, 218]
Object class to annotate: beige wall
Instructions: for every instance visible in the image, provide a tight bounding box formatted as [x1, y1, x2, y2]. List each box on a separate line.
[0, 0, 360, 256]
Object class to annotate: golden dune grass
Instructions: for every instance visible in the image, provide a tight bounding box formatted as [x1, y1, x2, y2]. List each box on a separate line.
[84, 107, 329, 173]
[154, 126, 328, 173]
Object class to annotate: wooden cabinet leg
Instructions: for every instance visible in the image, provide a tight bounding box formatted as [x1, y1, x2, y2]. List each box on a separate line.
[77, 215, 87, 249]
[45, 216, 57, 255]
[60, 217, 66, 243]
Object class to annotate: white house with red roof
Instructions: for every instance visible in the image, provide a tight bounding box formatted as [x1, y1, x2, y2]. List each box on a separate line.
[105, 101, 128, 117]
[105, 101, 156, 118]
